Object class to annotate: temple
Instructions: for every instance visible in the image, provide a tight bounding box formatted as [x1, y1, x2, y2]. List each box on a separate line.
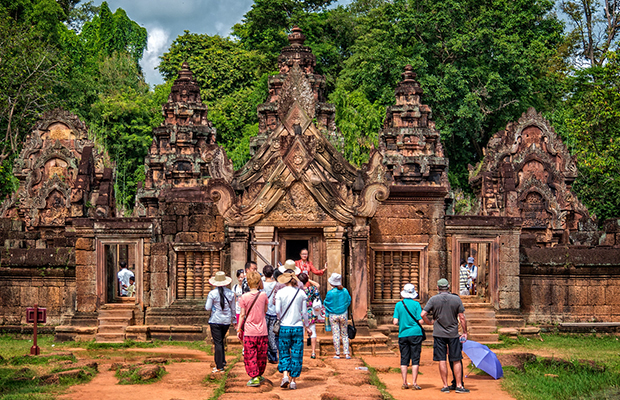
[1, 28, 619, 345]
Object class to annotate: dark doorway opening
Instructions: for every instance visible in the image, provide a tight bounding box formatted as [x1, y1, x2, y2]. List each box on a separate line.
[286, 240, 308, 261]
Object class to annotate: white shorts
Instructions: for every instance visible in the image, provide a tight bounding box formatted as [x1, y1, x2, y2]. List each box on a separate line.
[308, 324, 317, 338]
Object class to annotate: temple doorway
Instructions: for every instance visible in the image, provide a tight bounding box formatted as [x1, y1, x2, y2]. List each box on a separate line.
[96, 239, 143, 307]
[277, 229, 327, 297]
[451, 238, 496, 304]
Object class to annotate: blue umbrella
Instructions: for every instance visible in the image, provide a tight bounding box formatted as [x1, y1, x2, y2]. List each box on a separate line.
[462, 340, 503, 379]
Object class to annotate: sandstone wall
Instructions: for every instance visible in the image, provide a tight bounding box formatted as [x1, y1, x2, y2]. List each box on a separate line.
[0, 219, 76, 325]
[520, 247, 620, 322]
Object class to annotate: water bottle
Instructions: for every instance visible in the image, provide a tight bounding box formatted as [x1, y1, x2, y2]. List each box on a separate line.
[355, 367, 369, 370]
[460, 335, 466, 343]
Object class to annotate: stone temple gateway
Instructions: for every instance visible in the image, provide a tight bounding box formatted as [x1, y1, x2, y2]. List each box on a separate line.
[1, 28, 619, 344]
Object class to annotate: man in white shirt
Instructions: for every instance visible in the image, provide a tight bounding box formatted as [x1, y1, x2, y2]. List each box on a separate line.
[466, 257, 478, 295]
[117, 261, 134, 297]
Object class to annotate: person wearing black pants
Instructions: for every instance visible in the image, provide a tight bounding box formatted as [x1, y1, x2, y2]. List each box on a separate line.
[206, 271, 235, 373]
[210, 323, 230, 370]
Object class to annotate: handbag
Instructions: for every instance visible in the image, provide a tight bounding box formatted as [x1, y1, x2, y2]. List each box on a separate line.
[347, 305, 357, 340]
[273, 288, 300, 335]
[401, 300, 427, 341]
[238, 292, 261, 341]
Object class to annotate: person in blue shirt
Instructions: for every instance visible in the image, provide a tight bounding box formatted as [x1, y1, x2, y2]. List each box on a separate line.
[393, 283, 424, 390]
[323, 273, 352, 359]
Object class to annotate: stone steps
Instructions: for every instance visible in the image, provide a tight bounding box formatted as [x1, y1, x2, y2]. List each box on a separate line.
[95, 303, 136, 343]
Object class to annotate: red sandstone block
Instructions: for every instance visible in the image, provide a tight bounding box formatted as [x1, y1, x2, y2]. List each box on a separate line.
[75, 238, 94, 251]
[173, 203, 189, 216]
[587, 286, 605, 305]
[151, 255, 168, 273]
[143, 242, 151, 256]
[75, 265, 96, 280]
[75, 250, 96, 266]
[150, 290, 167, 307]
[151, 272, 168, 290]
[175, 232, 197, 243]
[568, 286, 589, 306]
[78, 296, 97, 313]
[606, 285, 620, 305]
[162, 221, 177, 235]
[151, 243, 168, 255]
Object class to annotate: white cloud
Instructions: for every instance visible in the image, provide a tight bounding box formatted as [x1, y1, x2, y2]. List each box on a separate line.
[140, 26, 170, 86]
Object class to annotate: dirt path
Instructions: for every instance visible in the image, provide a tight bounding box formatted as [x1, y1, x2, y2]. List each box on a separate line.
[58, 345, 517, 400]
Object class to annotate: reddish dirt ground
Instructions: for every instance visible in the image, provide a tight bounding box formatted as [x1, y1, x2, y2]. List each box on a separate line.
[58, 345, 517, 400]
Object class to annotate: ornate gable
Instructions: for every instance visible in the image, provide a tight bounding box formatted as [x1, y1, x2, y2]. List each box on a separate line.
[225, 27, 388, 226]
[1, 109, 114, 229]
[470, 107, 597, 245]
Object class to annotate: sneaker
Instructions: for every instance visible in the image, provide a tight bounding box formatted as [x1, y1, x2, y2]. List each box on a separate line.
[258, 376, 266, 383]
[290, 382, 297, 390]
[345, 355, 351, 359]
[311, 353, 316, 359]
[455, 386, 470, 394]
[212, 368, 225, 373]
[333, 355, 340, 359]
[280, 376, 289, 388]
[440, 387, 450, 393]
[247, 377, 260, 387]
[447, 384, 456, 390]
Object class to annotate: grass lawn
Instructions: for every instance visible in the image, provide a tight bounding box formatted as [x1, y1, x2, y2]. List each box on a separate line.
[0, 334, 220, 399]
[495, 333, 620, 400]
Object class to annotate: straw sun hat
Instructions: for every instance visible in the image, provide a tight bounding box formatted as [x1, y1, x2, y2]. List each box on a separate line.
[278, 259, 301, 275]
[209, 271, 232, 287]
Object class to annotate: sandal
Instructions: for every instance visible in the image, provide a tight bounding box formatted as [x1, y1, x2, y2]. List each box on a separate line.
[411, 384, 422, 390]
[401, 383, 409, 389]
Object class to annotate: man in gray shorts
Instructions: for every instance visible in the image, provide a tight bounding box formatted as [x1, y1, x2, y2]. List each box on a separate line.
[421, 278, 469, 394]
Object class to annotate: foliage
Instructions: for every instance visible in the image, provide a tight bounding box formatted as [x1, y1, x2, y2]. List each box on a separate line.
[158, 32, 271, 104]
[0, 11, 61, 168]
[336, 0, 566, 188]
[232, 0, 336, 61]
[330, 87, 384, 166]
[552, 52, 620, 222]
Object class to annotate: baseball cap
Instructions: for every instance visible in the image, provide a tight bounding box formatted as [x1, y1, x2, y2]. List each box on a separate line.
[437, 278, 450, 288]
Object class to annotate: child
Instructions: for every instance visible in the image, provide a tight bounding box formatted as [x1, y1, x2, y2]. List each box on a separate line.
[126, 276, 136, 297]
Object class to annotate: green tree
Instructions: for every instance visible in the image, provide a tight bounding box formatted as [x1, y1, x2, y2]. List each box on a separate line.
[554, 52, 620, 221]
[336, 0, 566, 188]
[158, 33, 271, 104]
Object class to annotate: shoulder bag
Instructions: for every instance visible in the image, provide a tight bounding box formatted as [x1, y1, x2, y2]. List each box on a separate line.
[347, 304, 357, 340]
[238, 291, 261, 341]
[401, 300, 426, 341]
[273, 288, 300, 335]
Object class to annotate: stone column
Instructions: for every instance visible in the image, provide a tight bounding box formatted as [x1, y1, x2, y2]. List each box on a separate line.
[229, 226, 249, 288]
[350, 221, 369, 325]
[324, 226, 345, 278]
[254, 226, 274, 274]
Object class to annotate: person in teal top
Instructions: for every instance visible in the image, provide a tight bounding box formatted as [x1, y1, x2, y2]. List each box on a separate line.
[323, 273, 352, 359]
[393, 283, 424, 390]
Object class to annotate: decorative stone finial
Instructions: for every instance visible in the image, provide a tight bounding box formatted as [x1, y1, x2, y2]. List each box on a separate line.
[401, 65, 417, 82]
[288, 26, 306, 46]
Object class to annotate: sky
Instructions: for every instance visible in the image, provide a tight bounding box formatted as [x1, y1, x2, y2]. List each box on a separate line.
[98, 0, 351, 86]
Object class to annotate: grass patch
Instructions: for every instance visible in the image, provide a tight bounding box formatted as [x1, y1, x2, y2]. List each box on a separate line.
[502, 357, 620, 400]
[361, 359, 395, 400]
[206, 351, 242, 400]
[115, 365, 167, 384]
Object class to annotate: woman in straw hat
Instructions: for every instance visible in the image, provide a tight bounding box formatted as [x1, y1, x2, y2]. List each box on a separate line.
[205, 271, 235, 373]
[323, 273, 351, 359]
[393, 283, 424, 390]
[275, 270, 310, 390]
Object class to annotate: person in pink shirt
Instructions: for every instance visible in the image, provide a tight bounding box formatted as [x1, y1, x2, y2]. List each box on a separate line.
[237, 270, 269, 387]
[295, 248, 326, 276]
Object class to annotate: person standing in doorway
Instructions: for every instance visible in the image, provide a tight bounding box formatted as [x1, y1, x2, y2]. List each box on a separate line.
[467, 257, 478, 295]
[323, 273, 351, 359]
[237, 270, 269, 387]
[205, 271, 235, 373]
[262, 265, 279, 364]
[275, 271, 310, 390]
[117, 261, 134, 297]
[459, 259, 470, 296]
[295, 248, 326, 276]
[393, 283, 424, 390]
[420, 279, 469, 394]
